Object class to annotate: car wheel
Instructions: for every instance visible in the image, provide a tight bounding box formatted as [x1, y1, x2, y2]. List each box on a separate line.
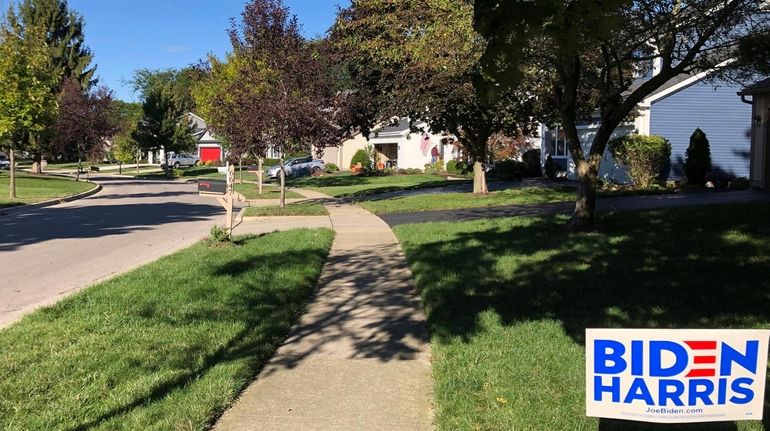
[311, 166, 322, 175]
[173, 162, 180, 168]
[194, 160, 200, 166]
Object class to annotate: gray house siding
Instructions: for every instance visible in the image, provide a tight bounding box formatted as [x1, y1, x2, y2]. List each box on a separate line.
[650, 79, 752, 179]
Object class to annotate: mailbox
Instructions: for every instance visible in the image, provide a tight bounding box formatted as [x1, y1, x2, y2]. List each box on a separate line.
[198, 179, 227, 194]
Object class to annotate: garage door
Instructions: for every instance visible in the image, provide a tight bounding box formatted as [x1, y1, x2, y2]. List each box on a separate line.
[200, 147, 221, 163]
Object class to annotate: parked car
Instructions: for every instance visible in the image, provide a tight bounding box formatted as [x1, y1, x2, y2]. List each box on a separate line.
[0, 153, 9, 170]
[266, 157, 325, 179]
[164, 152, 199, 168]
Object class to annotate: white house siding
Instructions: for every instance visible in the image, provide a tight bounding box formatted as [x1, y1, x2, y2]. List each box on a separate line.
[315, 133, 369, 170]
[369, 119, 448, 170]
[541, 124, 633, 183]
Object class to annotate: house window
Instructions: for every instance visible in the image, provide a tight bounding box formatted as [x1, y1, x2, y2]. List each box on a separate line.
[547, 127, 569, 157]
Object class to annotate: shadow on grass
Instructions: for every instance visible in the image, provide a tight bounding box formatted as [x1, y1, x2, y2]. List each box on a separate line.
[398, 203, 770, 431]
[56, 236, 332, 430]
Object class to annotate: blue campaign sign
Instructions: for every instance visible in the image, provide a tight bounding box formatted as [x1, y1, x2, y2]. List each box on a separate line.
[586, 329, 770, 423]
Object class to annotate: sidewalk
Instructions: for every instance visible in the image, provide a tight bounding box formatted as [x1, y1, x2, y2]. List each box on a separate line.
[216, 200, 434, 430]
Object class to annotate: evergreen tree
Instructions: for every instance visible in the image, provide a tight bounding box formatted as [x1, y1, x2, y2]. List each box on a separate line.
[684, 128, 712, 186]
[0, 5, 60, 197]
[18, 0, 95, 89]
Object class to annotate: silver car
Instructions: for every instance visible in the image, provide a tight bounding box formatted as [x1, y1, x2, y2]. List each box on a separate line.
[166, 152, 199, 168]
[0, 153, 9, 170]
[266, 157, 325, 179]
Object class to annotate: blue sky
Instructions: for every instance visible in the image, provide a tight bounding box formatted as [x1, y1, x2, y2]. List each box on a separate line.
[12, 0, 349, 101]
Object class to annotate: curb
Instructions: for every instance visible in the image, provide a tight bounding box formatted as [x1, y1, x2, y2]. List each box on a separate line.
[0, 182, 102, 216]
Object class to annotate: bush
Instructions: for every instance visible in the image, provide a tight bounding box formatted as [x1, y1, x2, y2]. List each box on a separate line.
[325, 163, 339, 173]
[544, 155, 557, 180]
[493, 159, 526, 181]
[424, 160, 444, 176]
[446, 160, 459, 174]
[522, 149, 542, 177]
[350, 149, 371, 169]
[684, 128, 712, 186]
[207, 225, 231, 245]
[609, 134, 672, 189]
[399, 168, 423, 175]
[728, 177, 750, 190]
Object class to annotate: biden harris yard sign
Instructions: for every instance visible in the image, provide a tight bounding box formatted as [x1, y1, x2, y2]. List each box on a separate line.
[586, 329, 770, 423]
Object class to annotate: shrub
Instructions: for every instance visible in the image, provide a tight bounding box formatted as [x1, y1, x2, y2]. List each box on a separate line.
[399, 168, 423, 175]
[522, 149, 542, 177]
[609, 134, 672, 189]
[424, 160, 444, 176]
[445, 160, 459, 174]
[455, 161, 468, 174]
[544, 155, 557, 180]
[728, 177, 750, 190]
[325, 163, 339, 173]
[350, 149, 371, 169]
[207, 225, 231, 245]
[493, 159, 526, 181]
[684, 128, 712, 186]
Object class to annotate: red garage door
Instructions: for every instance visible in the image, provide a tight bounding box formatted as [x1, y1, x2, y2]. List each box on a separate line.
[200, 147, 221, 163]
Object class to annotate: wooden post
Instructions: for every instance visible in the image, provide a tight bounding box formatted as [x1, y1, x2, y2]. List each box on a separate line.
[226, 163, 235, 238]
[257, 157, 264, 195]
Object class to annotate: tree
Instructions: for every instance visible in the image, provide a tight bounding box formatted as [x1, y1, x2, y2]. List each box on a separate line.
[684, 128, 712, 186]
[53, 78, 119, 180]
[227, 0, 343, 207]
[128, 68, 197, 112]
[192, 53, 272, 192]
[110, 100, 143, 174]
[17, 0, 96, 172]
[332, 0, 539, 194]
[474, 0, 769, 227]
[132, 82, 196, 177]
[0, 5, 59, 198]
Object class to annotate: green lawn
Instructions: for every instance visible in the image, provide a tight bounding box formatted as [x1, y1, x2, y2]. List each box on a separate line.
[235, 183, 303, 200]
[243, 202, 328, 217]
[359, 186, 576, 214]
[359, 185, 681, 214]
[394, 203, 770, 431]
[0, 171, 95, 209]
[0, 229, 334, 431]
[290, 173, 466, 197]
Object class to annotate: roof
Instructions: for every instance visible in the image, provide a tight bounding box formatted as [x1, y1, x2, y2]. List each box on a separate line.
[738, 78, 770, 95]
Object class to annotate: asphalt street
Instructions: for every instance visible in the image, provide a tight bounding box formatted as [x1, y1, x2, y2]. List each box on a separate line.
[0, 176, 223, 328]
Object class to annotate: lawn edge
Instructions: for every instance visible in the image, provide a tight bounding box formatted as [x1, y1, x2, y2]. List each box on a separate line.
[0, 180, 101, 217]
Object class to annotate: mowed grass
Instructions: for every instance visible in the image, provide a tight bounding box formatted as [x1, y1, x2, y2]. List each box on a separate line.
[290, 173, 465, 197]
[0, 171, 95, 208]
[243, 202, 328, 217]
[235, 183, 303, 200]
[0, 229, 334, 431]
[360, 186, 576, 214]
[394, 203, 770, 431]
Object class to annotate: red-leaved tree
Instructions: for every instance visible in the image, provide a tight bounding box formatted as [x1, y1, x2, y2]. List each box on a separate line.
[53, 78, 118, 180]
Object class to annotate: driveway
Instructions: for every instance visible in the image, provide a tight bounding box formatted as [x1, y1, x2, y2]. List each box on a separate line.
[0, 176, 223, 328]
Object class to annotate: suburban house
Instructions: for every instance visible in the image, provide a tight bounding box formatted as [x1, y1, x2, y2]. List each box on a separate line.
[147, 113, 226, 164]
[739, 78, 770, 189]
[318, 119, 453, 170]
[540, 71, 753, 183]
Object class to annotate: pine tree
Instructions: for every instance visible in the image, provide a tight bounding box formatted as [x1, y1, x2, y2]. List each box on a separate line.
[18, 0, 95, 89]
[684, 128, 712, 186]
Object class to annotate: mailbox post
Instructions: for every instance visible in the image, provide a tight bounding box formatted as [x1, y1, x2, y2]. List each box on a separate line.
[198, 164, 235, 238]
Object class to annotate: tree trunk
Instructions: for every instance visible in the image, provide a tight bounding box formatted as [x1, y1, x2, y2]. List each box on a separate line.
[136, 152, 140, 175]
[76, 158, 82, 182]
[567, 162, 598, 230]
[258, 157, 263, 195]
[473, 161, 488, 194]
[119, 162, 122, 175]
[279, 159, 286, 208]
[9, 148, 16, 199]
[239, 158, 243, 184]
